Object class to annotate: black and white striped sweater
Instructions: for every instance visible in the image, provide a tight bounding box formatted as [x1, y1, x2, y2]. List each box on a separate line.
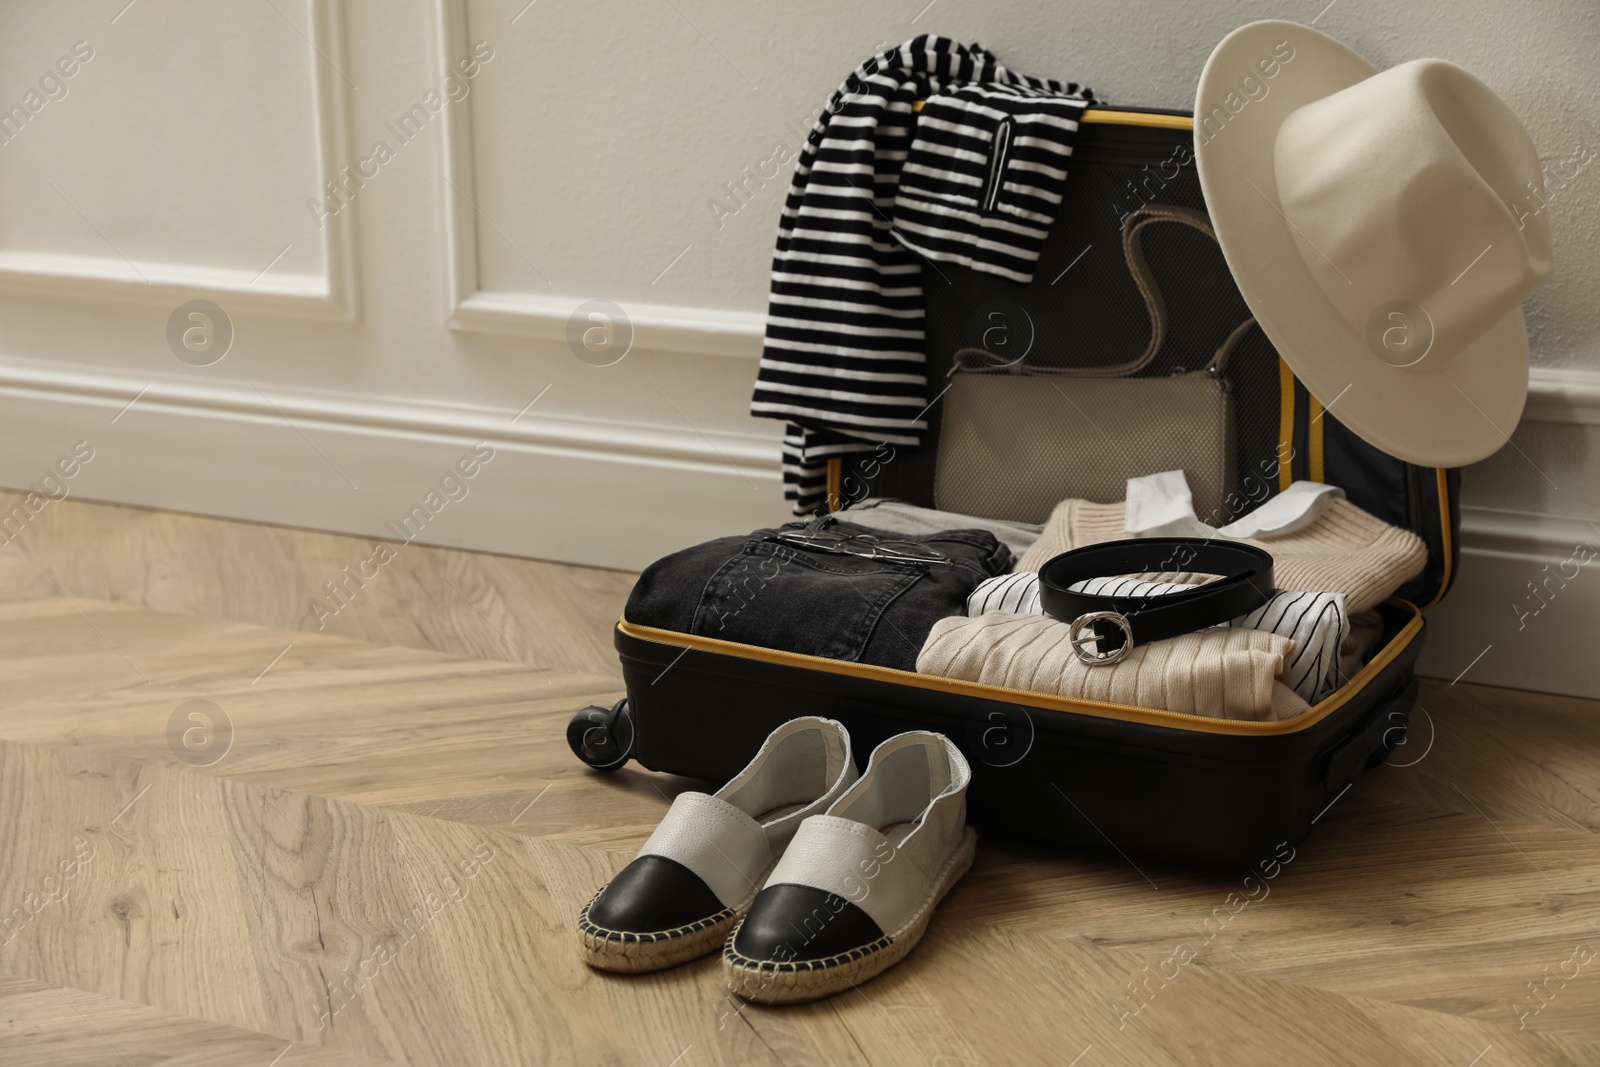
[750, 36, 1094, 514]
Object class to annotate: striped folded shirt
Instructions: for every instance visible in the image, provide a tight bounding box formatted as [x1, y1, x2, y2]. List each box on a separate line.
[966, 571, 1349, 703]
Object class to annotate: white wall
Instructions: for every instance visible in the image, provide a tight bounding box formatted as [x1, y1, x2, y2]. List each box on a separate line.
[0, 1, 1595, 694]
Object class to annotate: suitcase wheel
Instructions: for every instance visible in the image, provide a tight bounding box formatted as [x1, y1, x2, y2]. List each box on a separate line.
[567, 698, 635, 772]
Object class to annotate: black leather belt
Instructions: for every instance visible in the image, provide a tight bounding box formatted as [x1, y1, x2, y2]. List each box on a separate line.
[1037, 538, 1275, 665]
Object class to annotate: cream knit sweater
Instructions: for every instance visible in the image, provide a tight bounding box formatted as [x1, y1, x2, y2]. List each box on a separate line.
[1014, 497, 1427, 614]
[918, 612, 1310, 722]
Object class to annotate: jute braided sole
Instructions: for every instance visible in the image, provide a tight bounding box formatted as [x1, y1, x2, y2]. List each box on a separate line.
[578, 860, 777, 974]
[721, 827, 978, 1004]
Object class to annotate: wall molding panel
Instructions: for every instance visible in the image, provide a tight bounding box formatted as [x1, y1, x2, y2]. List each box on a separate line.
[431, 0, 764, 358]
[433, 0, 481, 329]
[0, 0, 358, 319]
[449, 291, 765, 358]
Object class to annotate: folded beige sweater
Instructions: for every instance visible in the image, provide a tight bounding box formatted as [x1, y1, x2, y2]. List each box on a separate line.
[1015, 497, 1427, 614]
[918, 612, 1310, 722]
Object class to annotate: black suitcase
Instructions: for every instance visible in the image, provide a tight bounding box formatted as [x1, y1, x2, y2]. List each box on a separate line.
[568, 106, 1459, 872]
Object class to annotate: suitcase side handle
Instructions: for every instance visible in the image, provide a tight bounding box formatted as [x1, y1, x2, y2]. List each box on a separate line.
[1318, 678, 1419, 793]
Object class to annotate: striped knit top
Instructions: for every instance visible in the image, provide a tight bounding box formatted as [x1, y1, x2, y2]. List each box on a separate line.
[750, 36, 1094, 514]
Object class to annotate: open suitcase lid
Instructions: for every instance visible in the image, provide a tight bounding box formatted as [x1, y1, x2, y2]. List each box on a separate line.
[834, 104, 1460, 611]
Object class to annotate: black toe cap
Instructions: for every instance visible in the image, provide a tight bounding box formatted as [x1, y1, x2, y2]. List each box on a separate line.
[586, 855, 726, 934]
[733, 883, 886, 963]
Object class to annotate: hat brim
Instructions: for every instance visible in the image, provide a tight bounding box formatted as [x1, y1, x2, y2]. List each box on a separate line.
[1194, 20, 1528, 469]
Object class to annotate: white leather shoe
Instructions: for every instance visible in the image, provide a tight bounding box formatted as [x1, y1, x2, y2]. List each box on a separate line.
[579, 716, 856, 972]
[723, 731, 976, 1003]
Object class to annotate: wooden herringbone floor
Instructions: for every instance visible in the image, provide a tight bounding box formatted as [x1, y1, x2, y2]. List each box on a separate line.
[0, 490, 1597, 1066]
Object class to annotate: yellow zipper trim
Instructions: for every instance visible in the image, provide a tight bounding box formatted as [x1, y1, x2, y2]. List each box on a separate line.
[1080, 109, 1194, 130]
[1278, 358, 1296, 492]
[619, 600, 1422, 737]
[1421, 467, 1454, 609]
[1308, 394, 1326, 483]
[908, 101, 1194, 131]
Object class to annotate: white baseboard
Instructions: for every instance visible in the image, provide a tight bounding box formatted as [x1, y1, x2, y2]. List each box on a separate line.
[1524, 366, 1600, 426]
[1417, 506, 1600, 700]
[0, 359, 787, 572]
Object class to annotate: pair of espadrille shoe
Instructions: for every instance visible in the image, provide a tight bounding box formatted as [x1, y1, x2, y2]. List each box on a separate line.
[577, 717, 976, 1004]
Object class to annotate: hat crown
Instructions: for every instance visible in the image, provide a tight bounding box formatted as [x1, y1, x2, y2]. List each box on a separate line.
[1273, 59, 1552, 369]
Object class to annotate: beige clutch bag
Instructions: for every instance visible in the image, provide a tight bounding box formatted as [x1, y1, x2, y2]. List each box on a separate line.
[934, 205, 1251, 525]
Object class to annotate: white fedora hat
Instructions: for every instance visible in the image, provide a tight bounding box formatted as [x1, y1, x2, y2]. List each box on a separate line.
[1194, 20, 1553, 468]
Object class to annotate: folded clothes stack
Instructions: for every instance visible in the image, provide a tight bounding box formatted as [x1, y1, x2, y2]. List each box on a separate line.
[919, 615, 1313, 721]
[839, 473, 1424, 720]
[966, 573, 1360, 704]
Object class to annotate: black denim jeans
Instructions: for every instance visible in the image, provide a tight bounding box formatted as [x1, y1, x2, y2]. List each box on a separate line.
[624, 518, 1013, 671]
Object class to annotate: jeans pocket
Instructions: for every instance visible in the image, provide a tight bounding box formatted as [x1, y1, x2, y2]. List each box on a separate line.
[690, 541, 920, 662]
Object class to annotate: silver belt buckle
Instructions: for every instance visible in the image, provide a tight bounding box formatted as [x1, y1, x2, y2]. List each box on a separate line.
[1068, 611, 1134, 666]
